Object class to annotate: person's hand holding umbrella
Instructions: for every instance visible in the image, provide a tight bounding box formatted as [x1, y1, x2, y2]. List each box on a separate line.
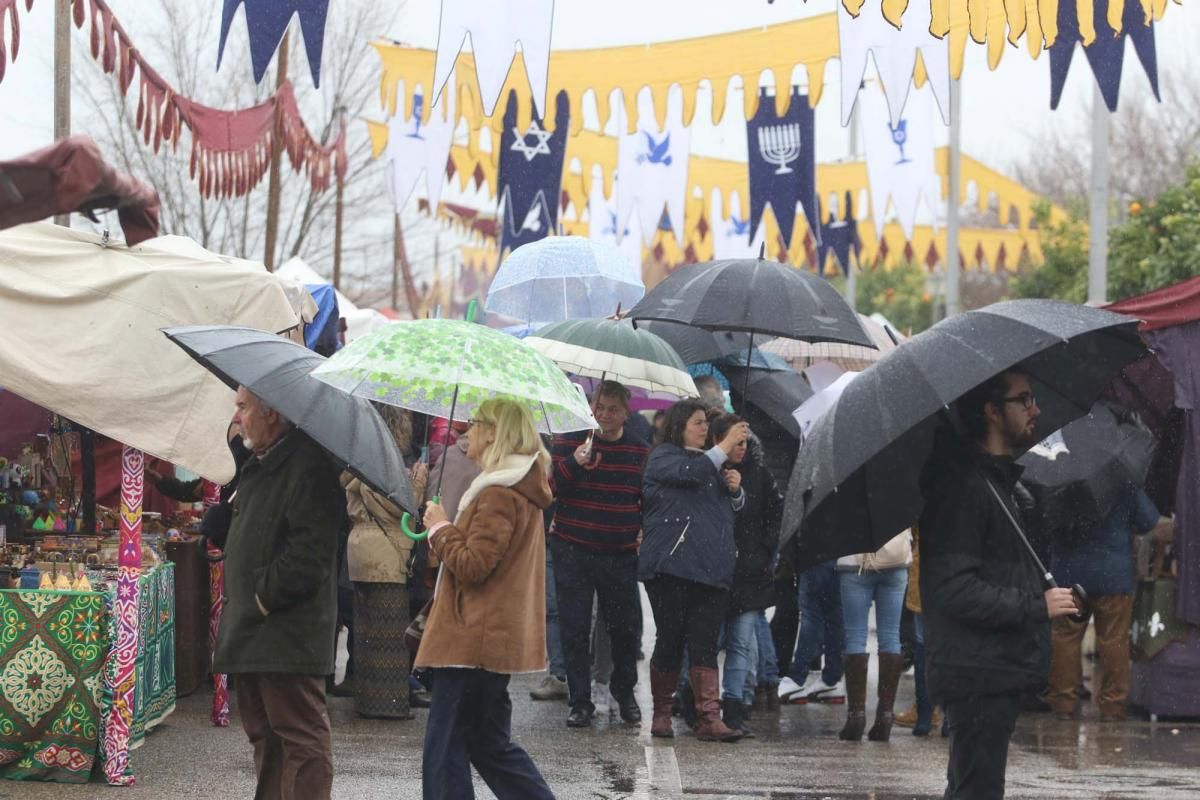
[421, 498, 448, 534]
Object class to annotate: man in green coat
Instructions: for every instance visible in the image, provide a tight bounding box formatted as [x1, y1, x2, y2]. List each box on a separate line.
[215, 386, 346, 800]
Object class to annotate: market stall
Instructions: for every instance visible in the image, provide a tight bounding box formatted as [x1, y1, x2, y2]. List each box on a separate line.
[0, 563, 175, 783]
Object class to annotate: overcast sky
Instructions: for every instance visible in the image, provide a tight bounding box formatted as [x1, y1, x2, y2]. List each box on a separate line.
[1, 1, 1197, 211]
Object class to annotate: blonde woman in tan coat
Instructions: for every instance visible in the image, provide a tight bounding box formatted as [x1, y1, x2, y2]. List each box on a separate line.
[418, 398, 557, 800]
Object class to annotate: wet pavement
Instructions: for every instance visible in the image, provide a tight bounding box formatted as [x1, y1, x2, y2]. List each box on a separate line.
[5, 602, 1200, 799]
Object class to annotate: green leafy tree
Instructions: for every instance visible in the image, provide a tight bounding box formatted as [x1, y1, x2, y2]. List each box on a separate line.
[1013, 202, 1088, 303]
[855, 260, 935, 335]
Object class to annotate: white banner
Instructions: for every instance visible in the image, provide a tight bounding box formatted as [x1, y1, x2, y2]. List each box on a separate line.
[616, 85, 692, 247]
[839, 2, 951, 127]
[710, 190, 765, 260]
[384, 76, 456, 212]
[431, 0, 555, 118]
[588, 167, 644, 270]
[859, 80, 942, 240]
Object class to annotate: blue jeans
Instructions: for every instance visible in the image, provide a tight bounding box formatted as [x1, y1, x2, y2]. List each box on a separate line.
[721, 611, 758, 703]
[753, 611, 779, 685]
[787, 561, 844, 686]
[544, 544, 565, 678]
[839, 567, 908, 655]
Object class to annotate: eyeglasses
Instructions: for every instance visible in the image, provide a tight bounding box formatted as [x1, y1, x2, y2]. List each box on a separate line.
[1001, 392, 1037, 410]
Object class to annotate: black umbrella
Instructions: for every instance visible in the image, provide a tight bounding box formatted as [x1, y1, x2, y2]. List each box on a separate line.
[782, 300, 1147, 567]
[1018, 401, 1156, 534]
[721, 365, 812, 439]
[163, 325, 417, 514]
[628, 257, 873, 410]
[630, 320, 760, 365]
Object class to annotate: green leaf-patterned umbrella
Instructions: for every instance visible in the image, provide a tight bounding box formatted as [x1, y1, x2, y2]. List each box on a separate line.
[311, 319, 597, 435]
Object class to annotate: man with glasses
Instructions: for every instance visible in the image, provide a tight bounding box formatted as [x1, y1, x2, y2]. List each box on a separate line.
[920, 369, 1079, 800]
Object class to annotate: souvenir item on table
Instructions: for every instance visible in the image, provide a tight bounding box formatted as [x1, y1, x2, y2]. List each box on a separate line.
[38, 570, 52, 589]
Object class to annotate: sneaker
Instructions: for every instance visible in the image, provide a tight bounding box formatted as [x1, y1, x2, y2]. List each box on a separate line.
[798, 677, 844, 704]
[776, 675, 808, 704]
[592, 682, 611, 713]
[529, 674, 568, 701]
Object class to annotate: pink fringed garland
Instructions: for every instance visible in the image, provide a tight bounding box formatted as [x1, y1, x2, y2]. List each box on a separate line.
[201, 480, 230, 728]
[0, 0, 345, 199]
[102, 445, 143, 786]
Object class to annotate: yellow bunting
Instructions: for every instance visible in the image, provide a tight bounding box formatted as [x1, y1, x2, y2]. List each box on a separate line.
[1077, 0, 1098, 45]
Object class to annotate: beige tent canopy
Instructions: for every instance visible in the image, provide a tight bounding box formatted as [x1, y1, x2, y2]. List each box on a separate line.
[0, 222, 307, 483]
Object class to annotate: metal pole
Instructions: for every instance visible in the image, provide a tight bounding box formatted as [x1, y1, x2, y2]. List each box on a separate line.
[52, 0, 71, 227]
[392, 213, 401, 311]
[80, 427, 95, 534]
[332, 178, 344, 291]
[1088, 82, 1110, 305]
[945, 78, 962, 318]
[262, 31, 290, 272]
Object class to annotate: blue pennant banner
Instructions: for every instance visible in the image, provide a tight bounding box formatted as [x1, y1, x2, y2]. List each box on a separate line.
[818, 191, 860, 277]
[498, 90, 570, 254]
[1049, 0, 1159, 112]
[746, 87, 819, 250]
[218, 0, 331, 87]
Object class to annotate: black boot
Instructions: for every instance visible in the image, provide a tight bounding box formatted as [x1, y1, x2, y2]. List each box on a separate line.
[679, 683, 699, 730]
[722, 698, 755, 738]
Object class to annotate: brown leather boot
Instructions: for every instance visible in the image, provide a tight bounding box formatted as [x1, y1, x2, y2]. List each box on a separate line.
[838, 653, 869, 741]
[690, 666, 743, 742]
[869, 653, 905, 742]
[649, 667, 678, 738]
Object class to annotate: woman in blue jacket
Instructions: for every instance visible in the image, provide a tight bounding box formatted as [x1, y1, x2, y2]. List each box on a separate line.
[641, 398, 748, 742]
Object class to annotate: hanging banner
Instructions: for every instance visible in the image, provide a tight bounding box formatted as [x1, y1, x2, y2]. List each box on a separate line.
[587, 167, 644, 268]
[383, 74, 457, 211]
[497, 89, 569, 253]
[859, 80, 941, 241]
[711, 190, 765, 260]
[747, 86, 819, 250]
[218, 0, 331, 87]
[431, 0, 555, 118]
[1049, 0, 1160, 112]
[617, 85, 692, 247]
[818, 190, 860, 276]
[838, 0, 951, 127]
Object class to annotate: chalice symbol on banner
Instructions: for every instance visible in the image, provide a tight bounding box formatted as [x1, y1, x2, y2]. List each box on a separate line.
[888, 119, 912, 165]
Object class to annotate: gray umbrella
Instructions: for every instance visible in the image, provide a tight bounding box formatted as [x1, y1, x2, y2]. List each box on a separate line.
[163, 325, 416, 513]
[782, 299, 1147, 567]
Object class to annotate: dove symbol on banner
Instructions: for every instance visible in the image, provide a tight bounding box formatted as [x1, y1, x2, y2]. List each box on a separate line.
[616, 86, 692, 247]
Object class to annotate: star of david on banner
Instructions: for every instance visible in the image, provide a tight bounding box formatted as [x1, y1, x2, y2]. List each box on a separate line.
[497, 89, 570, 254]
[746, 86, 819, 250]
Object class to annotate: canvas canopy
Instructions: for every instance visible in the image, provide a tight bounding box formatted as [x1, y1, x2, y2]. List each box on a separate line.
[0, 222, 304, 483]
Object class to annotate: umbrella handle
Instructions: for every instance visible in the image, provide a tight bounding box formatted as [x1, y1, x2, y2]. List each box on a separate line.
[400, 496, 439, 541]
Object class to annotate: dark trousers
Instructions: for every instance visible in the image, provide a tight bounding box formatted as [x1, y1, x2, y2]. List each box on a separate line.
[235, 673, 333, 800]
[422, 668, 556, 800]
[550, 537, 641, 709]
[943, 692, 1022, 800]
[644, 574, 729, 671]
[787, 561, 844, 685]
[770, 575, 799, 676]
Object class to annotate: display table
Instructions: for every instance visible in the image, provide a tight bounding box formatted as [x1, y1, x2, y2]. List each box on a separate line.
[0, 563, 176, 783]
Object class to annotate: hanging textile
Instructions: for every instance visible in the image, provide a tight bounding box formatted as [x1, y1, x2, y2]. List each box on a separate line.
[711, 189, 765, 260]
[587, 168, 643, 268]
[378, 76, 457, 211]
[818, 191, 861, 277]
[746, 86, 819, 251]
[431, 0, 555, 118]
[838, 0, 951, 127]
[497, 89, 569, 253]
[217, 0, 332, 87]
[859, 81, 942, 241]
[849, 0, 1174, 60]
[617, 85, 692, 247]
[1049, 0, 1160, 112]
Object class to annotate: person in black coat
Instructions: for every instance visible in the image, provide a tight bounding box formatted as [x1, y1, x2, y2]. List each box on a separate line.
[920, 369, 1080, 800]
[709, 415, 783, 735]
[641, 399, 748, 742]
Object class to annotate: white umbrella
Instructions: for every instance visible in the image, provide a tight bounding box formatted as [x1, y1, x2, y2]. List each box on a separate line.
[792, 371, 860, 445]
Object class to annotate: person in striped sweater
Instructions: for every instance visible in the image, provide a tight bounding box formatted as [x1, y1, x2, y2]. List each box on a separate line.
[549, 380, 650, 728]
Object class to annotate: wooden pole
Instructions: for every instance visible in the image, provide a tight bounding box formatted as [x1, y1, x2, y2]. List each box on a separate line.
[262, 32, 290, 272]
[331, 176, 345, 292]
[52, 0, 71, 227]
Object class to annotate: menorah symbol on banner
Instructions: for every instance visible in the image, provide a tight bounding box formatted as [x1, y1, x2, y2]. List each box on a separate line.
[757, 123, 801, 175]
